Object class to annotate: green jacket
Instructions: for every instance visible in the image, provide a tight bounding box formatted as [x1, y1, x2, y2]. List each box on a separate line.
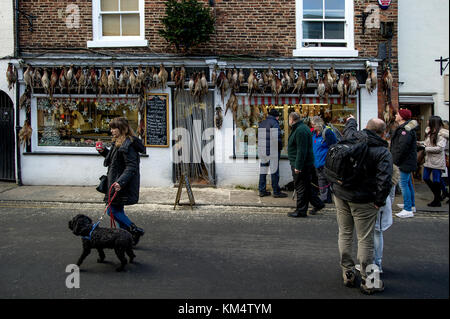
[288, 121, 314, 171]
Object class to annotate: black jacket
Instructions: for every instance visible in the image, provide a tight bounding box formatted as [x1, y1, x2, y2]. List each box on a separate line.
[390, 120, 418, 173]
[99, 136, 145, 205]
[332, 118, 393, 207]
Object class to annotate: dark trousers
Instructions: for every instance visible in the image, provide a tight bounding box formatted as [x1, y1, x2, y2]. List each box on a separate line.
[259, 152, 281, 194]
[291, 166, 324, 214]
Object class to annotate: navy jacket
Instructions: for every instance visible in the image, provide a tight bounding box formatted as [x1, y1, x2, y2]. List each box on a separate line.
[258, 115, 282, 156]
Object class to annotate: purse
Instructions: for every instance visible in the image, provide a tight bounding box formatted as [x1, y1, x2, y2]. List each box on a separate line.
[417, 149, 425, 166]
[96, 175, 108, 194]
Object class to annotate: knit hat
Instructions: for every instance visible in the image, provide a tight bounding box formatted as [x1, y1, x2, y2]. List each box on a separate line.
[268, 109, 280, 117]
[398, 108, 412, 121]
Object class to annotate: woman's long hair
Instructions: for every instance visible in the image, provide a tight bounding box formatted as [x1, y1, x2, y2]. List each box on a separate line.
[427, 115, 443, 146]
[109, 117, 136, 147]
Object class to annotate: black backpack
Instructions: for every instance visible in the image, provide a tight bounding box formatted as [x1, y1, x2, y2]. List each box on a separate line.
[323, 136, 369, 188]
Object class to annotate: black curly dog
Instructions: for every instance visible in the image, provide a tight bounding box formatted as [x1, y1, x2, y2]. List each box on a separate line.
[69, 214, 136, 272]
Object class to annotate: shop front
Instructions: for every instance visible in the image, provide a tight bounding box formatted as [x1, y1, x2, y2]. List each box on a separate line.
[16, 56, 379, 188]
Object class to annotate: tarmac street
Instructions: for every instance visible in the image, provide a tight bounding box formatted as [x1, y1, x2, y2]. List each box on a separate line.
[0, 197, 448, 299]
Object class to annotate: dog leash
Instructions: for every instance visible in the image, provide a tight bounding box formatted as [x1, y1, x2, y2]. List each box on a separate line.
[94, 184, 118, 228]
[105, 184, 118, 228]
[82, 185, 118, 241]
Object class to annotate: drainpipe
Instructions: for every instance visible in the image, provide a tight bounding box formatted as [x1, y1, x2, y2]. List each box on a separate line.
[14, 0, 23, 186]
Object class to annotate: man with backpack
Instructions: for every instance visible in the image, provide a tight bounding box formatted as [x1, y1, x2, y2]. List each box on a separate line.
[325, 115, 392, 295]
[311, 116, 339, 203]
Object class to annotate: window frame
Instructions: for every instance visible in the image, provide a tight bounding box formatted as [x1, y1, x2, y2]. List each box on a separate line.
[293, 0, 358, 57]
[87, 0, 148, 48]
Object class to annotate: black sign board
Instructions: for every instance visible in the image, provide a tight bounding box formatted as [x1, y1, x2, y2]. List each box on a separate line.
[145, 93, 169, 147]
[174, 172, 195, 210]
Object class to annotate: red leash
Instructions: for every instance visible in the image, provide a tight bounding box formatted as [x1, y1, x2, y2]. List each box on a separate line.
[105, 184, 118, 228]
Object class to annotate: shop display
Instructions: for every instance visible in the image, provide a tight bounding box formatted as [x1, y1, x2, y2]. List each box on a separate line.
[37, 98, 139, 147]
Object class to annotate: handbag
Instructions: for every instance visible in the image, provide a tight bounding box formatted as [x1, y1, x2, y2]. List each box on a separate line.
[96, 175, 108, 194]
[417, 149, 425, 166]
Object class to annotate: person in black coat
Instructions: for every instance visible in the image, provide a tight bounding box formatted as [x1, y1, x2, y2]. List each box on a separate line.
[257, 109, 287, 198]
[96, 117, 145, 245]
[390, 108, 418, 218]
[331, 115, 392, 294]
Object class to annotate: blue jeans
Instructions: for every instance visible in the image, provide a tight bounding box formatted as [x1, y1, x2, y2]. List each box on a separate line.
[259, 153, 281, 194]
[373, 230, 383, 270]
[107, 204, 133, 229]
[399, 171, 415, 211]
[423, 167, 442, 183]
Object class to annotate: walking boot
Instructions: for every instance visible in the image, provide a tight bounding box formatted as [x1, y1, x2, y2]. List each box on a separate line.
[427, 182, 442, 207]
[129, 224, 145, 246]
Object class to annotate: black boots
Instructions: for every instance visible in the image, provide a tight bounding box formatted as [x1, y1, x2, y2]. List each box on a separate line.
[426, 180, 442, 207]
[129, 224, 145, 246]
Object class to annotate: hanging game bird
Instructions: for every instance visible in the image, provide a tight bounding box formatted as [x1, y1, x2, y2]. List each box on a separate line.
[19, 120, 33, 150]
[215, 106, 223, 129]
[6, 63, 17, 90]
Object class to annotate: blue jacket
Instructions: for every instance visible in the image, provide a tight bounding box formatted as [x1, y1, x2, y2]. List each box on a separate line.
[258, 115, 282, 156]
[312, 126, 337, 168]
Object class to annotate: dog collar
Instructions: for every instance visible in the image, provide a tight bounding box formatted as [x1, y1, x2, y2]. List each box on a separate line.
[82, 221, 100, 241]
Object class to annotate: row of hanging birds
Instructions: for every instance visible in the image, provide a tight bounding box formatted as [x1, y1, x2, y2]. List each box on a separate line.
[7, 61, 393, 107]
[8, 61, 393, 134]
[16, 63, 170, 100]
[212, 64, 387, 106]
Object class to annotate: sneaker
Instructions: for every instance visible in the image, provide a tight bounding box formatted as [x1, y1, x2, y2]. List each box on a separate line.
[360, 278, 384, 295]
[395, 209, 414, 218]
[273, 192, 288, 198]
[396, 204, 416, 212]
[356, 264, 383, 274]
[343, 269, 357, 288]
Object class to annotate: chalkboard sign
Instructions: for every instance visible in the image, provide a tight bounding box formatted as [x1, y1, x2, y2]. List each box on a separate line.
[174, 172, 195, 210]
[145, 93, 169, 147]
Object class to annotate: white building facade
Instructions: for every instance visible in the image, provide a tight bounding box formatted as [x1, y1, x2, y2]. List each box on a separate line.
[398, 0, 449, 139]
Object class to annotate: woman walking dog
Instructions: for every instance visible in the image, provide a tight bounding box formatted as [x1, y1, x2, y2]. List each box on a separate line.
[95, 117, 145, 245]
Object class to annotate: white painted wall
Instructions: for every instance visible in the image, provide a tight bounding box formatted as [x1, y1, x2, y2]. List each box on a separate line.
[0, 0, 14, 58]
[398, 0, 449, 120]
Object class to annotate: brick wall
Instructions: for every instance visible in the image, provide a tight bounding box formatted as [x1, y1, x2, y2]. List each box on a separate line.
[18, 0, 399, 114]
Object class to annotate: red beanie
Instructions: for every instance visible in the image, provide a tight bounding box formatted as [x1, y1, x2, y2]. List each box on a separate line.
[398, 108, 412, 121]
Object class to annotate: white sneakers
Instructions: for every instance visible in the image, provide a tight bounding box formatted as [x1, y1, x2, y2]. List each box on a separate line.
[396, 204, 416, 213]
[396, 209, 414, 218]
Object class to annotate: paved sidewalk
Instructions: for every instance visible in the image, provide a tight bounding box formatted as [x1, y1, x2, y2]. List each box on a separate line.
[0, 181, 448, 213]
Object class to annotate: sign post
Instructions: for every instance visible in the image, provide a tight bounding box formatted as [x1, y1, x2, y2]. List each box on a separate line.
[174, 168, 195, 210]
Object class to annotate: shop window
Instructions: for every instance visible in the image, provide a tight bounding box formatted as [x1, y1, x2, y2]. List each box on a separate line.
[37, 98, 139, 147]
[293, 0, 358, 57]
[88, 0, 148, 48]
[234, 97, 357, 157]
